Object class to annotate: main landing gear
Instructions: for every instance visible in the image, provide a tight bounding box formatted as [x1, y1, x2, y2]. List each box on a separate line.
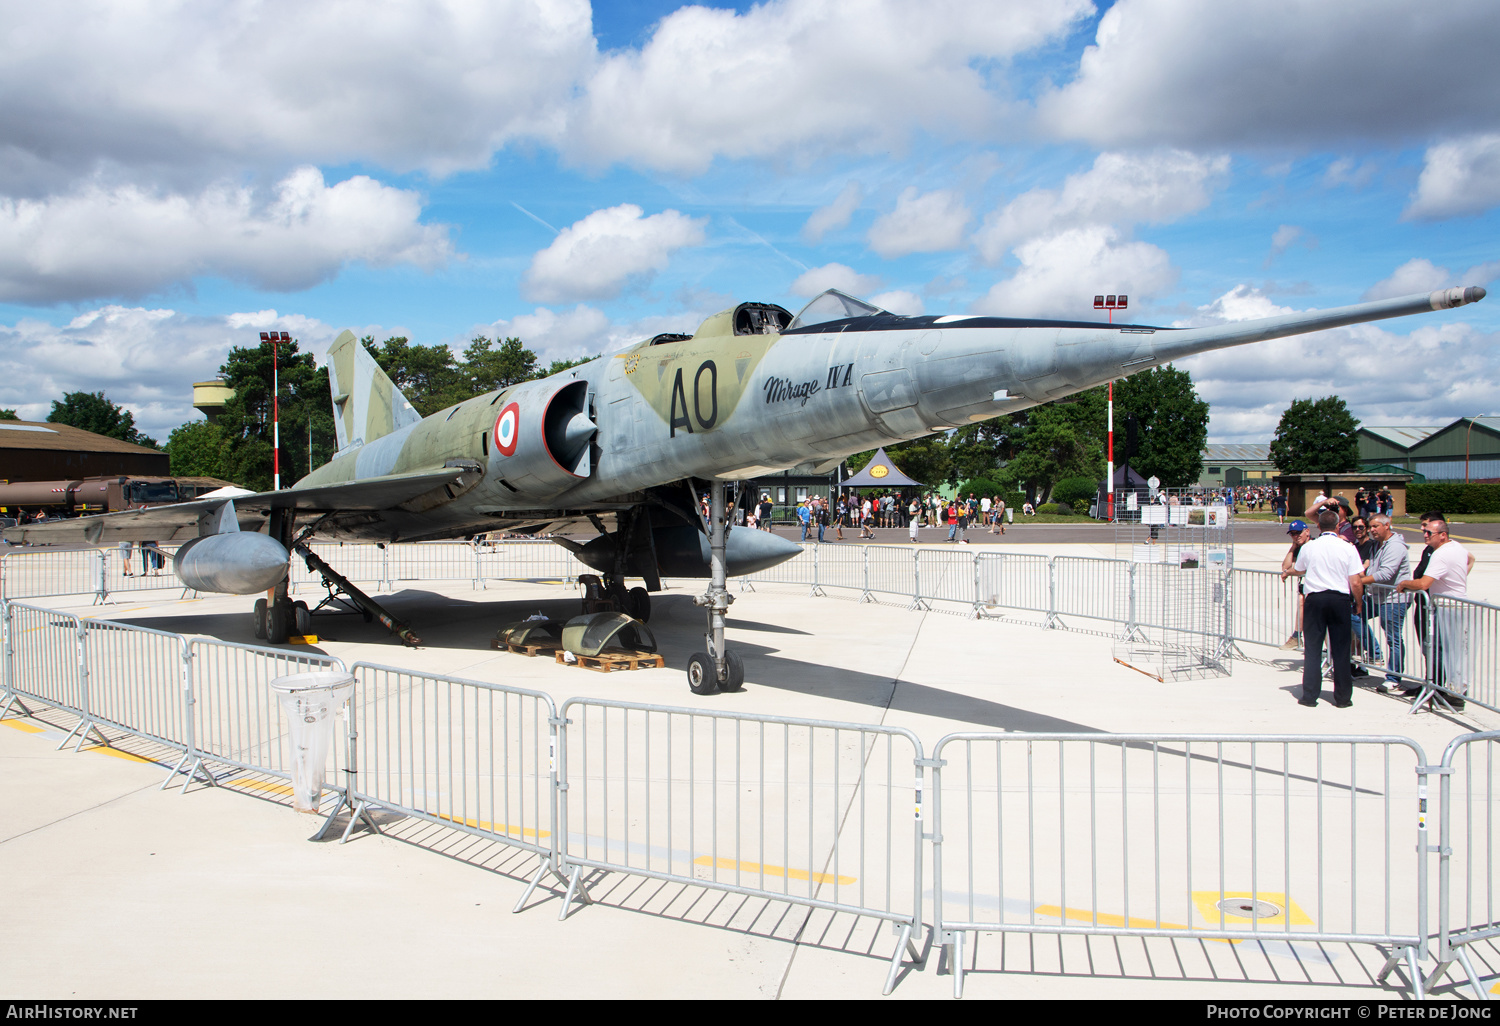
[688, 481, 744, 695]
[252, 508, 421, 647]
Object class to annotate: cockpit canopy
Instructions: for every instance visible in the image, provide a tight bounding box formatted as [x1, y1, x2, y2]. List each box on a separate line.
[786, 289, 890, 331]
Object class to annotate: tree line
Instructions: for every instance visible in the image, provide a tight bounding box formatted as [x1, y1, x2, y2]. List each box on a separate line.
[845, 369, 1362, 502]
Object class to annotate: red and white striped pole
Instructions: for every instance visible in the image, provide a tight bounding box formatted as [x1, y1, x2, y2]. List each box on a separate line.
[1107, 380, 1115, 521]
[260, 330, 290, 489]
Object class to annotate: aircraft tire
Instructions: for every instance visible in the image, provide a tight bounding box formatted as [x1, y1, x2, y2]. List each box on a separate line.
[267, 600, 291, 645]
[687, 652, 718, 695]
[293, 601, 312, 636]
[253, 598, 268, 641]
[722, 650, 745, 692]
[627, 587, 651, 622]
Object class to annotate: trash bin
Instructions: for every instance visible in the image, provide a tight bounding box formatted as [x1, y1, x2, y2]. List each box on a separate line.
[269, 670, 355, 813]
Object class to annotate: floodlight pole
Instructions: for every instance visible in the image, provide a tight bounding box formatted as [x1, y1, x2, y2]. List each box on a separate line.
[260, 330, 290, 490]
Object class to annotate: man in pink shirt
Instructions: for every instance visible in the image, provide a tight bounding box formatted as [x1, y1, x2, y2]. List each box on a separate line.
[1396, 517, 1470, 710]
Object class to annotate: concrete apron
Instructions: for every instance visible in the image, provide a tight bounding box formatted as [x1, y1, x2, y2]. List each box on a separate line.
[3, 542, 1496, 999]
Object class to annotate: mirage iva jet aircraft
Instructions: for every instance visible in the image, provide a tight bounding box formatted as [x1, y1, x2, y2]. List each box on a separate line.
[4, 283, 1487, 693]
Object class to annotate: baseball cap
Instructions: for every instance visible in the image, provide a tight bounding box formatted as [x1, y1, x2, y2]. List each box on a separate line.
[1287, 519, 1308, 534]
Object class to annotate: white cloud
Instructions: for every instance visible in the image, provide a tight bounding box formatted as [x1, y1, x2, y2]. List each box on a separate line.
[0, 306, 339, 440]
[1363, 259, 1453, 301]
[1037, 0, 1500, 149]
[483, 300, 739, 363]
[1184, 284, 1294, 325]
[790, 263, 883, 298]
[521, 204, 707, 303]
[1362, 257, 1500, 301]
[0, 2, 1098, 183]
[1269, 225, 1302, 256]
[1405, 133, 1500, 220]
[0, 168, 452, 303]
[972, 225, 1176, 318]
[0, 0, 597, 189]
[801, 182, 864, 244]
[869, 290, 924, 316]
[1323, 157, 1377, 189]
[484, 305, 614, 363]
[1264, 224, 1315, 267]
[563, 0, 1092, 173]
[867, 188, 971, 258]
[973, 150, 1227, 262]
[1174, 288, 1500, 441]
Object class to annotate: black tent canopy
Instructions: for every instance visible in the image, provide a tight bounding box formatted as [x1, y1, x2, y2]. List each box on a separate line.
[840, 447, 925, 488]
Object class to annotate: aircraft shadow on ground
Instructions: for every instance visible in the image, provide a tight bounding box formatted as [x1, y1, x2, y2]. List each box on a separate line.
[113, 588, 1101, 734]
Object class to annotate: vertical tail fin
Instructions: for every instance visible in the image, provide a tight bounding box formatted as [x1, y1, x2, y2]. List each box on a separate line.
[326, 329, 424, 454]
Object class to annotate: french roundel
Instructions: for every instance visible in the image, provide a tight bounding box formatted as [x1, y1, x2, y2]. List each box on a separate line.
[493, 402, 520, 457]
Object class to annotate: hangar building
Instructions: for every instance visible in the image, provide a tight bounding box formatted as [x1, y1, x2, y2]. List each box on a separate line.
[0, 420, 170, 481]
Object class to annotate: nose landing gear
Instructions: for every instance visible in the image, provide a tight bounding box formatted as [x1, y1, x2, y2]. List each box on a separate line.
[689, 481, 743, 694]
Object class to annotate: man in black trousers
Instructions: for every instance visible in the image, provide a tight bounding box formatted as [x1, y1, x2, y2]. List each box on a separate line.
[1294, 509, 1365, 707]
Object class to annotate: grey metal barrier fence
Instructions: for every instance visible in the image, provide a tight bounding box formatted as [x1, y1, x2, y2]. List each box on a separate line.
[1, 548, 106, 603]
[555, 697, 927, 994]
[812, 542, 865, 596]
[101, 544, 182, 598]
[1420, 595, 1500, 716]
[738, 542, 817, 591]
[1048, 556, 1130, 631]
[3, 601, 88, 727]
[385, 541, 479, 587]
[80, 619, 191, 756]
[865, 545, 918, 607]
[2, 600, 346, 793]
[975, 552, 1051, 623]
[1229, 567, 1298, 649]
[185, 637, 346, 786]
[1, 546, 187, 603]
[916, 548, 979, 614]
[930, 732, 1433, 998]
[345, 663, 565, 901]
[475, 539, 588, 587]
[1428, 730, 1500, 1000]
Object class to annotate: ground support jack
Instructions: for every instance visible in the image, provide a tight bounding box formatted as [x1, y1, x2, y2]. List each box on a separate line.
[296, 545, 423, 647]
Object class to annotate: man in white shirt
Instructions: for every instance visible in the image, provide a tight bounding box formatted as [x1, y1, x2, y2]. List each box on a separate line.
[1294, 510, 1365, 707]
[1396, 517, 1469, 710]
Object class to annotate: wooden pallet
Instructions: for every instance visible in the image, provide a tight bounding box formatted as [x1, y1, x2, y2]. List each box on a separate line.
[556, 647, 665, 672]
[491, 638, 562, 657]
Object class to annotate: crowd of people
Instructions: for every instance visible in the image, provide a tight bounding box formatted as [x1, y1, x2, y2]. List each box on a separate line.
[742, 491, 1017, 544]
[1280, 492, 1471, 712]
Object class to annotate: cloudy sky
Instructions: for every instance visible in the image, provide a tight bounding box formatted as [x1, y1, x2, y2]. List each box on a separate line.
[1, 0, 1497, 443]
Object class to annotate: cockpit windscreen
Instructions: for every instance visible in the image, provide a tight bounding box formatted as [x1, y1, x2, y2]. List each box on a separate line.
[786, 289, 890, 331]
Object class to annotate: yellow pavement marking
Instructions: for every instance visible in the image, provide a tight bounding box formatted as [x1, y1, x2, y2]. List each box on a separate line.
[228, 778, 296, 797]
[1191, 890, 1313, 927]
[2, 719, 45, 734]
[692, 855, 855, 886]
[1034, 904, 1189, 931]
[79, 744, 154, 764]
[434, 812, 550, 839]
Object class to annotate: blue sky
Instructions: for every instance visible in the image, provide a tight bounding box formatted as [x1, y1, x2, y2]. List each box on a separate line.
[0, 0, 1497, 444]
